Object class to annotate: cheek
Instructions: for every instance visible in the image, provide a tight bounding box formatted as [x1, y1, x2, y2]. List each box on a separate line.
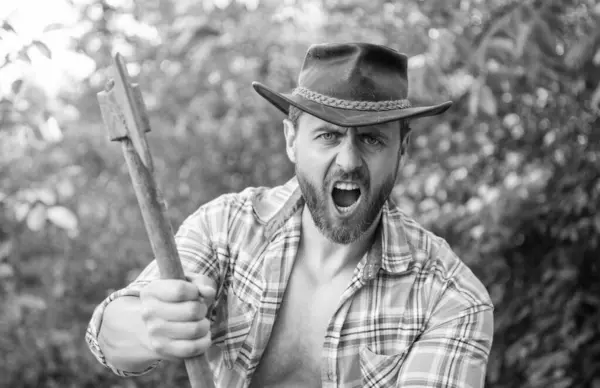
[368, 152, 400, 186]
[295, 142, 328, 172]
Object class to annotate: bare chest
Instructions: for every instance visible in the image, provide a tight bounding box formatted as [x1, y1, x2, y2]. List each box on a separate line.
[248, 258, 353, 388]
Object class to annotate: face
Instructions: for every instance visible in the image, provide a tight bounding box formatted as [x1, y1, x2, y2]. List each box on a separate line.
[284, 113, 407, 244]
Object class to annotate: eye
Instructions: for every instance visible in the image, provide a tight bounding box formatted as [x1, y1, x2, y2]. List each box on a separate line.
[362, 135, 381, 146]
[318, 132, 338, 141]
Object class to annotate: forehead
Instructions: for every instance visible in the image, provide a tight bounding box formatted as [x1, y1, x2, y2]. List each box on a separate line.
[297, 112, 399, 135]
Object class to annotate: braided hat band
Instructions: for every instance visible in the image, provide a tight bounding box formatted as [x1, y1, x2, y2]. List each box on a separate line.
[292, 87, 412, 112]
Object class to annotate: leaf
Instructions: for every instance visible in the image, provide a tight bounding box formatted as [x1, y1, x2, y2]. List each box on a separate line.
[564, 35, 595, 70]
[0, 263, 14, 278]
[15, 203, 30, 222]
[468, 78, 482, 116]
[56, 179, 75, 200]
[11, 79, 23, 94]
[0, 239, 13, 260]
[26, 204, 47, 231]
[43, 23, 65, 33]
[488, 37, 514, 55]
[192, 25, 221, 40]
[32, 40, 51, 59]
[2, 22, 15, 33]
[514, 23, 533, 57]
[479, 84, 497, 116]
[445, 70, 474, 98]
[49, 329, 72, 345]
[591, 81, 600, 114]
[531, 18, 558, 57]
[47, 206, 78, 233]
[17, 49, 31, 64]
[36, 188, 57, 205]
[17, 294, 47, 311]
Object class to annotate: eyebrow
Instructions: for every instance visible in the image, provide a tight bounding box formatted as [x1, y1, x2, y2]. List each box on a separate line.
[312, 125, 390, 139]
[361, 127, 389, 139]
[312, 124, 342, 133]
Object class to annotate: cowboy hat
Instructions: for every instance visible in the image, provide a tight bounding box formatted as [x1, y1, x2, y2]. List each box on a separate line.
[252, 42, 452, 127]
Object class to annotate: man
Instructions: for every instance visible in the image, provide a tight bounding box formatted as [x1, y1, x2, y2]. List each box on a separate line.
[86, 42, 494, 387]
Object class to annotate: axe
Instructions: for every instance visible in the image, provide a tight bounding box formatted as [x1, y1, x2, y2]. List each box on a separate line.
[97, 53, 216, 388]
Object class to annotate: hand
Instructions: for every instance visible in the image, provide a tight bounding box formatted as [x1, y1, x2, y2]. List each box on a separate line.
[139, 273, 217, 361]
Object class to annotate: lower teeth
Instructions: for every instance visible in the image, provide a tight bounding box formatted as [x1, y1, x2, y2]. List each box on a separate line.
[335, 198, 359, 211]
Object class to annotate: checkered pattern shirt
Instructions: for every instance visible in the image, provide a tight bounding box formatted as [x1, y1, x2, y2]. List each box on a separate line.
[86, 177, 494, 387]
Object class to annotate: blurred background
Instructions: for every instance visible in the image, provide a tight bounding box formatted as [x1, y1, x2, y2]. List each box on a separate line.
[1, 0, 599, 387]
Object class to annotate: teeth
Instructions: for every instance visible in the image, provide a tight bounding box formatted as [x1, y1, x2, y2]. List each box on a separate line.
[334, 182, 359, 190]
[334, 194, 362, 213]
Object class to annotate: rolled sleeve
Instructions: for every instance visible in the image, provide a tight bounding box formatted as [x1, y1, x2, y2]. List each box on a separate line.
[85, 203, 225, 376]
[394, 252, 495, 388]
[85, 283, 162, 376]
[395, 303, 494, 387]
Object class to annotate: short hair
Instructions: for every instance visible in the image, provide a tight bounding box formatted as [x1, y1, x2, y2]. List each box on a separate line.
[288, 105, 303, 128]
[288, 105, 410, 143]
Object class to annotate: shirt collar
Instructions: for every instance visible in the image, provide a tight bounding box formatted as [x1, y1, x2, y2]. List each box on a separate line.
[252, 176, 414, 275]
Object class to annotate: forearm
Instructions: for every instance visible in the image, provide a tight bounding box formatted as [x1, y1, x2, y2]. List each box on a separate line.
[98, 296, 160, 373]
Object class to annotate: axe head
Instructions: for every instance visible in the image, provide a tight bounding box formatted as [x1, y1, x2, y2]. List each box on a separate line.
[97, 53, 153, 171]
[97, 82, 151, 141]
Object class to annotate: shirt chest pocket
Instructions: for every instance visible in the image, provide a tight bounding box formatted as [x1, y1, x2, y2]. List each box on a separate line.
[354, 318, 421, 387]
[359, 345, 410, 387]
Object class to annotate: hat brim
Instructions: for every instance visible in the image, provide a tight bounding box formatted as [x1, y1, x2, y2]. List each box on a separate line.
[252, 81, 452, 127]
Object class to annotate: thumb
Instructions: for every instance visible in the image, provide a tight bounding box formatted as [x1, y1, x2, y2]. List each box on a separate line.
[186, 273, 217, 304]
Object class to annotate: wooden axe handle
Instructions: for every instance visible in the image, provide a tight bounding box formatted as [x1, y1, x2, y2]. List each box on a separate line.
[121, 140, 216, 388]
[98, 53, 216, 388]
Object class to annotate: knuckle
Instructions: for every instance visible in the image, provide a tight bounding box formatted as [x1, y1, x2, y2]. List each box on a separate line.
[140, 299, 157, 319]
[145, 320, 162, 337]
[139, 305, 151, 321]
[181, 338, 209, 358]
[189, 302, 206, 319]
[200, 318, 211, 334]
[150, 338, 168, 355]
[171, 282, 187, 300]
[193, 319, 210, 338]
[197, 334, 212, 353]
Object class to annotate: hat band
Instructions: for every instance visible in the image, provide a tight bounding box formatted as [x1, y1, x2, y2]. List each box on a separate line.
[293, 87, 411, 111]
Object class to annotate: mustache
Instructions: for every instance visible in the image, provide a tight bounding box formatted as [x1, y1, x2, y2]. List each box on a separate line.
[325, 167, 369, 187]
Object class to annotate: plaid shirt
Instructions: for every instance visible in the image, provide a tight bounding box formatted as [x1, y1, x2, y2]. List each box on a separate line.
[86, 177, 494, 388]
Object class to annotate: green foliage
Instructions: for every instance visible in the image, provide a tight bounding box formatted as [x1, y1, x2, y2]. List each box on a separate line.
[1, 0, 599, 387]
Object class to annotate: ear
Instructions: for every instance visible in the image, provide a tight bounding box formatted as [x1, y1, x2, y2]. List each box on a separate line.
[400, 131, 411, 156]
[283, 119, 297, 164]
[397, 128, 412, 171]
[398, 120, 412, 158]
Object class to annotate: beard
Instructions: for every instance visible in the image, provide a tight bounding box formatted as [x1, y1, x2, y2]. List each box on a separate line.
[296, 164, 396, 245]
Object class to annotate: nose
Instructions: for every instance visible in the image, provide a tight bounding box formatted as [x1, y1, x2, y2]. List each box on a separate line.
[335, 137, 363, 172]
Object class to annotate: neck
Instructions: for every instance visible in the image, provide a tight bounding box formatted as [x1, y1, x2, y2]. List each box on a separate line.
[299, 205, 381, 277]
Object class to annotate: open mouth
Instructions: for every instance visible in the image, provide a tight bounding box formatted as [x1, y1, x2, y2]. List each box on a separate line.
[331, 181, 362, 213]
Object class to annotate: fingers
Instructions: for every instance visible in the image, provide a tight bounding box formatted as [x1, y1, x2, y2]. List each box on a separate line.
[149, 331, 212, 360]
[186, 273, 217, 305]
[141, 299, 208, 322]
[140, 273, 217, 304]
[146, 318, 211, 341]
[141, 279, 200, 303]
[138, 274, 216, 361]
